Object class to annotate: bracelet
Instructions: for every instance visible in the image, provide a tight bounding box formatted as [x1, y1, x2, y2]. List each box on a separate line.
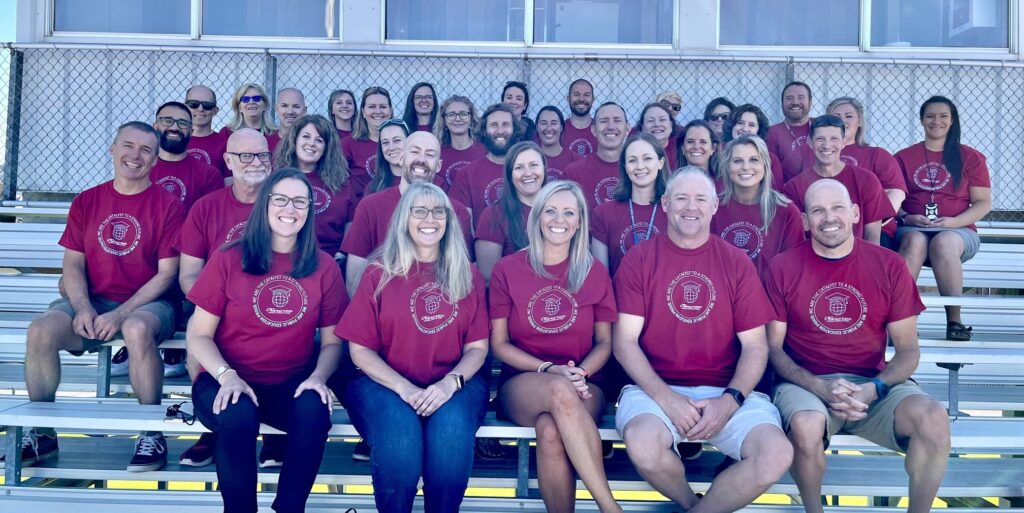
[538, 361, 555, 373]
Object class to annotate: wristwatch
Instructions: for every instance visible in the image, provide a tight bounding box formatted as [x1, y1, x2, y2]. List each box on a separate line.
[448, 373, 464, 391]
[869, 377, 890, 400]
[214, 365, 232, 380]
[722, 387, 746, 406]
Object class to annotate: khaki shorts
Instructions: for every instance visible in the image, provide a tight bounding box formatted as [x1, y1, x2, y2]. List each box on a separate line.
[48, 297, 176, 356]
[773, 373, 926, 451]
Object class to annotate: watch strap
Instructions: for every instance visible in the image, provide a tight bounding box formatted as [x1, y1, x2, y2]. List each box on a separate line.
[723, 387, 746, 406]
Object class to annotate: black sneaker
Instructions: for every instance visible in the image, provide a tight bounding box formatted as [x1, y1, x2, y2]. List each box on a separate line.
[474, 438, 507, 460]
[259, 435, 286, 468]
[677, 442, 703, 460]
[0, 429, 58, 468]
[352, 439, 370, 461]
[162, 349, 188, 378]
[179, 432, 216, 467]
[127, 432, 167, 472]
[110, 347, 130, 377]
[946, 321, 973, 341]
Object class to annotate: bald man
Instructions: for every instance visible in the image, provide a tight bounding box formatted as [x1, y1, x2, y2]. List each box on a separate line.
[267, 88, 307, 153]
[765, 179, 950, 513]
[185, 85, 230, 179]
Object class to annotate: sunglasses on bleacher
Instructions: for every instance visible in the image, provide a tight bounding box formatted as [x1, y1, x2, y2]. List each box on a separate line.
[165, 402, 195, 425]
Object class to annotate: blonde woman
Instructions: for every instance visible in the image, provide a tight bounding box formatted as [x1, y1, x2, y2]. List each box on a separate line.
[224, 83, 276, 136]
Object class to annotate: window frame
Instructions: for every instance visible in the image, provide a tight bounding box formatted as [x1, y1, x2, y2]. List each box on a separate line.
[861, 0, 1016, 54]
[714, 0, 865, 52]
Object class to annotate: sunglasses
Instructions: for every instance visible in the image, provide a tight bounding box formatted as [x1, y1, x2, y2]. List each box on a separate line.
[165, 402, 195, 425]
[666, 103, 682, 113]
[708, 113, 730, 122]
[240, 95, 264, 104]
[186, 100, 216, 111]
[380, 118, 410, 132]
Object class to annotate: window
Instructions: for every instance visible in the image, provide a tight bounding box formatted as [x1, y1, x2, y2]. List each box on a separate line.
[53, 0, 190, 34]
[719, 0, 860, 47]
[385, 0, 526, 42]
[203, 0, 340, 38]
[533, 0, 673, 45]
[871, 0, 1009, 49]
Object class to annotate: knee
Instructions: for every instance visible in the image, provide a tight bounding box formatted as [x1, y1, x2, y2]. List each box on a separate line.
[927, 235, 962, 265]
[292, 390, 332, 434]
[216, 397, 260, 435]
[535, 418, 565, 453]
[899, 234, 927, 261]
[787, 411, 827, 453]
[27, 316, 65, 353]
[748, 429, 794, 485]
[902, 398, 951, 450]
[121, 316, 157, 350]
[623, 417, 672, 472]
[548, 378, 584, 413]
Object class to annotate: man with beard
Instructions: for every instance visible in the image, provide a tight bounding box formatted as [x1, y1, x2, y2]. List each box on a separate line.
[267, 88, 307, 154]
[767, 81, 815, 182]
[342, 131, 474, 298]
[450, 104, 523, 217]
[184, 85, 229, 180]
[175, 128, 273, 468]
[149, 102, 223, 212]
[563, 102, 629, 211]
[563, 79, 598, 157]
[766, 179, 949, 513]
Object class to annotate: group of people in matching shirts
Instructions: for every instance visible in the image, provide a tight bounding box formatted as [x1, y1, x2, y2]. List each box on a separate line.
[6, 76, 993, 513]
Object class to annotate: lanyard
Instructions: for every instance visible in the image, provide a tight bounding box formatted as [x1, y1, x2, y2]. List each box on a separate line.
[628, 200, 657, 247]
[921, 144, 941, 204]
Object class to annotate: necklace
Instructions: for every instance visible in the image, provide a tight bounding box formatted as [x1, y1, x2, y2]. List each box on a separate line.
[628, 199, 657, 247]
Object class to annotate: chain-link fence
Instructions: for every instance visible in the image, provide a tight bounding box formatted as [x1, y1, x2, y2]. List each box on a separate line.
[1, 45, 1021, 221]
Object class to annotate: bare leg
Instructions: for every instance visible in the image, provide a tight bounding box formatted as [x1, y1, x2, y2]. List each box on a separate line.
[534, 413, 576, 513]
[898, 231, 929, 281]
[622, 414, 699, 509]
[121, 311, 164, 405]
[785, 411, 828, 513]
[690, 424, 793, 513]
[928, 232, 966, 323]
[894, 395, 951, 513]
[25, 311, 85, 402]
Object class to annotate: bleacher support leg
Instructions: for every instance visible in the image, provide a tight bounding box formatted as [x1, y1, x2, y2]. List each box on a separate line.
[937, 363, 963, 415]
[96, 346, 111, 398]
[4, 425, 23, 486]
[516, 439, 529, 498]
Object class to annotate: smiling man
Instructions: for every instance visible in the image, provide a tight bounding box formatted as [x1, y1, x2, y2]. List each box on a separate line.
[267, 88, 307, 154]
[149, 101, 224, 213]
[450, 104, 524, 217]
[184, 85, 230, 179]
[767, 81, 815, 182]
[563, 79, 598, 157]
[564, 102, 629, 210]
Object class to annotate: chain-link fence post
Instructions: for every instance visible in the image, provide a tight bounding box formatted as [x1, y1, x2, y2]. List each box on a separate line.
[265, 52, 278, 112]
[2, 48, 23, 202]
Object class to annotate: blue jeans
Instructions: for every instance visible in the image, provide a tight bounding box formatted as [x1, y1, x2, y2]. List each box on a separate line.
[192, 372, 332, 513]
[345, 374, 487, 513]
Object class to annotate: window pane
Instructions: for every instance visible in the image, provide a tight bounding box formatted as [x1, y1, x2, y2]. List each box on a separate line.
[203, 0, 340, 38]
[871, 0, 1008, 48]
[719, 0, 859, 46]
[54, 0, 190, 34]
[386, 0, 526, 42]
[533, 0, 672, 44]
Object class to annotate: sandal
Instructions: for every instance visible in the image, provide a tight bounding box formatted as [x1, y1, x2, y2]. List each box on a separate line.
[946, 321, 973, 341]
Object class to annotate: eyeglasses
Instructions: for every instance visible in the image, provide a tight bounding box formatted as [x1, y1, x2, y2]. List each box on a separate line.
[225, 151, 272, 163]
[666, 103, 682, 113]
[414, 95, 434, 102]
[185, 100, 216, 111]
[269, 193, 311, 210]
[165, 402, 195, 426]
[156, 117, 192, 129]
[444, 111, 471, 120]
[240, 95, 264, 104]
[708, 113, 730, 122]
[410, 206, 449, 220]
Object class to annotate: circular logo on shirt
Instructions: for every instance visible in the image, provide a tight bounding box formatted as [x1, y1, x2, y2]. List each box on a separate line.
[912, 162, 950, 191]
[410, 282, 458, 334]
[666, 271, 717, 323]
[156, 175, 187, 203]
[808, 282, 867, 336]
[484, 178, 505, 206]
[187, 148, 212, 165]
[443, 160, 472, 187]
[546, 167, 566, 182]
[364, 154, 379, 178]
[312, 185, 331, 215]
[224, 221, 247, 244]
[840, 154, 860, 167]
[252, 274, 309, 328]
[96, 213, 142, 256]
[617, 222, 660, 256]
[719, 221, 765, 260]
[790, 136, 807, 151]
[594, 177, 619, 205]
[568, 138, 594, 156]
[527, 285, 579, 334]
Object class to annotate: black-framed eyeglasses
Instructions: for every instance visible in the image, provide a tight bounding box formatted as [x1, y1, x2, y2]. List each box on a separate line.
[410, 206, 448, 220]
[413, 95, 434, 102]
[165, 402, 195, 425]
[226, 151, 272, 164]
[444, 111, 471, 120]
[186, 100, 216, 111]
[708, 113, 730, 122]
[156, 117, 192, 129]
[269, 193, 311, 210]
[240, 95, 264, 104]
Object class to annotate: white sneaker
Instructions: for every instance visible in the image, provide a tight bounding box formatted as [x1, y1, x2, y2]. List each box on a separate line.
[110, 347, 129, 377]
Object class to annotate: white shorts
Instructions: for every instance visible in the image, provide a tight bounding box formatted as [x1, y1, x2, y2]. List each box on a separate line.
[615, 384, 782, 461]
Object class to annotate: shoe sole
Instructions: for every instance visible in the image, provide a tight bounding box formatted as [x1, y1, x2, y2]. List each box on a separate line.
[126, 460, 166, 472]
[352, 453, 370, 462]
[110, 367, 130, 377]
[163, 367, 188, 378]
[179, 456, 214, 467]
[0, 448, 58, 469]
[259, 460, 283, 468]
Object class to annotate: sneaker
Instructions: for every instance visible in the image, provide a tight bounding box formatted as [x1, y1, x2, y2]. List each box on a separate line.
[0, 429, 58, 468]
[677, 442, 703, 460]
[110, 347, 130, 377]
[352, 439, 370, 462]
[474, 438, 507, 460]
[602, 440, 615, 459]
[946, 321, 973, 341]
[162, 349, 188, 378]
[259, 435, 286, 468]
[178, 432, 216, 467]
[127, 432, 167, 472]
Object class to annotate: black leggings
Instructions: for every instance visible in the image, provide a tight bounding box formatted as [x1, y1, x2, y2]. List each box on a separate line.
[192, 372, 332, 513]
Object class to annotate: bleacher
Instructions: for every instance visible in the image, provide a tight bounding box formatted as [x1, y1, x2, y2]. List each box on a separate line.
[1, 207, 1024, 512]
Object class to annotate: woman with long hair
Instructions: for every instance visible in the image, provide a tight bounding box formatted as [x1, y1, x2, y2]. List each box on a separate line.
[274, 114, 354, 257]
[591, 133, 670, 276]
[502, 80, 536, 141]
[342, 86, 394, 198]
[327, 89, 357, 141]
[402, 82, 438, 133]
[636, 102, 680, 171]
[534, 106, 577, 181]
[723, 104, 784, 191]
[224, 83, 276, 136]
[338, 182, 489, 513]
[187, 169, 346, 513]
[677, 119, 718, 176]
[433, 95, 485, 191]
[490, 180, 622, 513]
[711, 135, 803, 276]
[894, 96, 992, 341]
[703, 96, 735, 150]
[366, 118, 410, 195]
[474, 141, 546, 281]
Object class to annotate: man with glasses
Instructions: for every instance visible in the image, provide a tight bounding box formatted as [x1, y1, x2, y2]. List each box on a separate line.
[8, 122, 185, 473]
[564, 78, 598, 157]
[184, 85, 230, 180]
[768, 81, 815, 182]
[267, 88, 307, 154]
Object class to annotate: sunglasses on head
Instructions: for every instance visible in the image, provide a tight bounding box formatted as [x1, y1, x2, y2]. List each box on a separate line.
[667, 103, 682, 113]
[240, 95, 264, 104]
[380, 118, 409, 132]
[186, 100, 216, 111]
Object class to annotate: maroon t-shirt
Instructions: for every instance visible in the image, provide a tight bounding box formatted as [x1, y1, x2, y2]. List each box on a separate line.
[340, 187, 474, 259]
[475, 203, 531, 257]
[189, 247, 347, 385]
[765, 240, 925, 377]
[341, 137, 380, 199]
[175, 186, 253, 260]
[613, 234, 775, 387]
[590, 200, 667, 276]
[563, 120, 598, 157]
[711, 200, 805, 277]
[266, 132, 282, 155]
[489, 252, 616, 367]
[768, 152, 786, 192]
[563, 155, 620, 211]
[60, 181, 184, 303]
[150, 157, 224, 212]
[306, 171, 355, 255]
[336, 128, 351, 142]
[894, 143, 991, 231]
[336, 262, 489, 387]
[449, 156, 505, 215]
[544, 147, 579, 182]
[767, 120, 813, 182]
[783, 165, 895, 239]
[187, 131, 230, 178]
[436, 143, 487, 192]
[841, 144, 906, 236]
